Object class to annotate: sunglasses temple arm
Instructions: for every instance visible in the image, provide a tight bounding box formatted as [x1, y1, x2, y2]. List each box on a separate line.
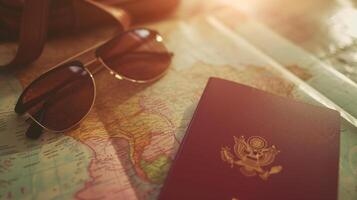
[26, 109, 45, 139]
[26, 120, 44, 139]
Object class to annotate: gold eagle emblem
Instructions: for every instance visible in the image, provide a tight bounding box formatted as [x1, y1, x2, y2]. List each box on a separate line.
[221, 135, 282, 180]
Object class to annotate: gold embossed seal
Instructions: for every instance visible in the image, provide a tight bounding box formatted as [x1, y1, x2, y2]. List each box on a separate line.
[221, 136, 282, 180]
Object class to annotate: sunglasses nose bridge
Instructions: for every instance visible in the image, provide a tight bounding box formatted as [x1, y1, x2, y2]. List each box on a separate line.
[84, 57, 103, 74]
[86, 56, 125, 81]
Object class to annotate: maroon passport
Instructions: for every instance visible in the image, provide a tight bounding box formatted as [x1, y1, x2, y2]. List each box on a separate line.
[159, 78, 340, 200]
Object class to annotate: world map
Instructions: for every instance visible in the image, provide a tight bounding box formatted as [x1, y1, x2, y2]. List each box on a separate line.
[1, 0, 357, 199]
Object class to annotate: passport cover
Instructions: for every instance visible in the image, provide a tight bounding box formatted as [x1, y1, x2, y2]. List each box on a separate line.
[159, 77, 340, 200]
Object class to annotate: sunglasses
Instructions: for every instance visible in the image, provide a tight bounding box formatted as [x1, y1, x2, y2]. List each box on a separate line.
[14, 28, 173, 139]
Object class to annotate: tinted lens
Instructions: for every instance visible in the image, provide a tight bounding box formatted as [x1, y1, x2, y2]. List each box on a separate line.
[15, 61, 95, 131]
[96, 28, 172, 82]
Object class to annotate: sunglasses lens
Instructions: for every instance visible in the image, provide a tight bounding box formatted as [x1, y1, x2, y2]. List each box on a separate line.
[15, 61, 95, 132]
[96, 28, 172, 82]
